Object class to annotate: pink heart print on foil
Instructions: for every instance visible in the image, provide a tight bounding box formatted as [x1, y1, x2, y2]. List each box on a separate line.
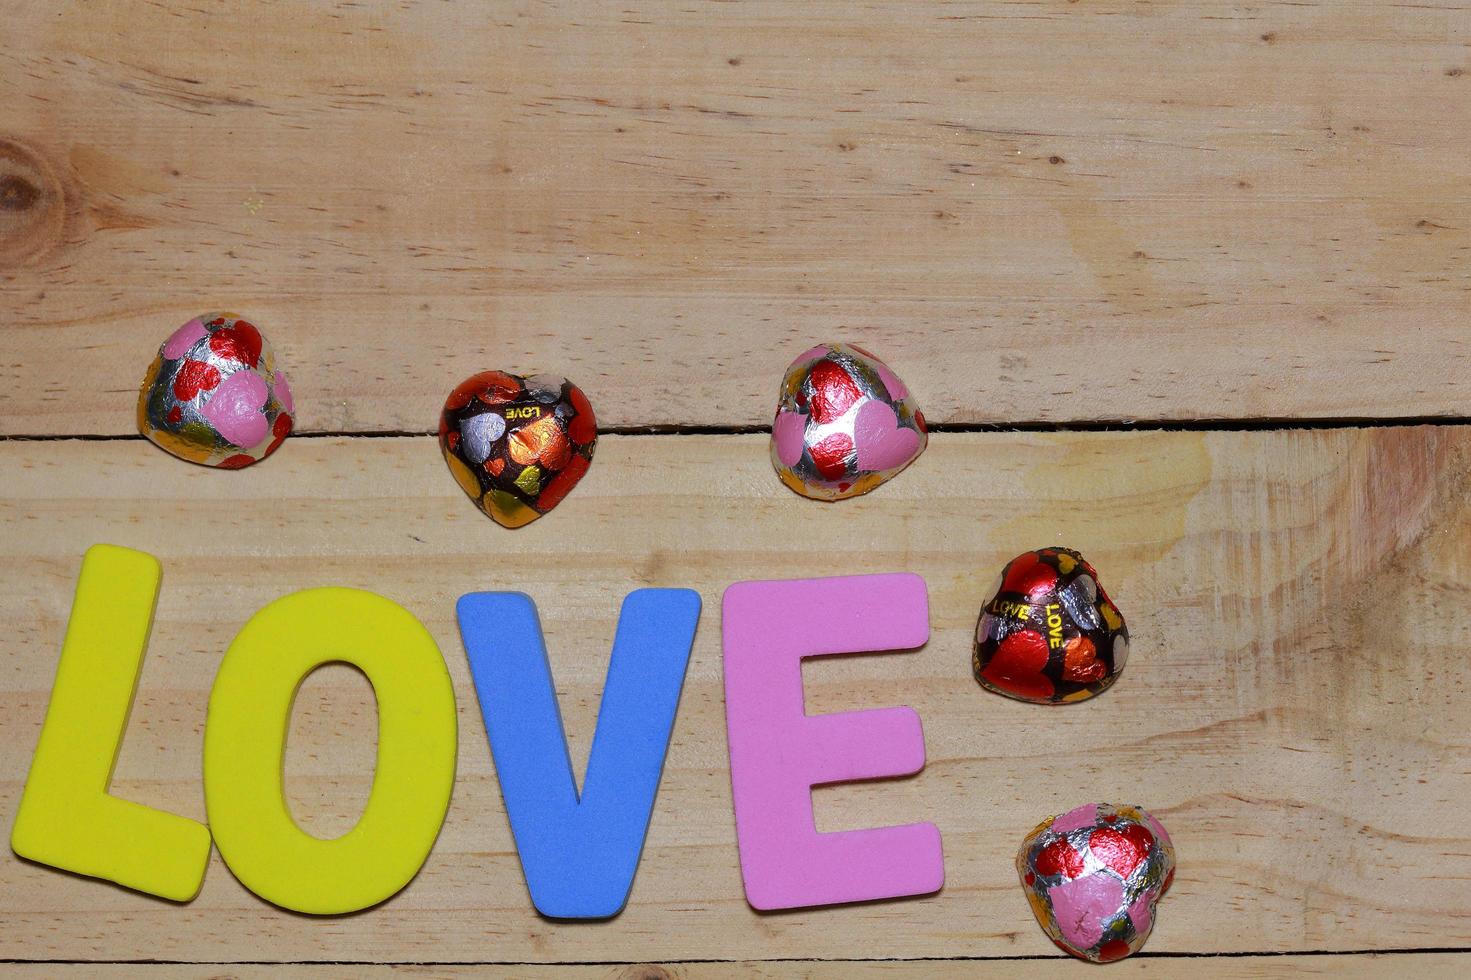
[201, 370, 271, 448]
[1050, 803, 1101, 834]
[1048, 872, 1124, 951]
[772, 410, 808, 467]
[854, 400, 921, 472]
[162, 318, 208, 359]
[875, 361, 909, 401]
[791, 345, 830, 370]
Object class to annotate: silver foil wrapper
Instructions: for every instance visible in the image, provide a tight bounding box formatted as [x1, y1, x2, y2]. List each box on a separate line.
[770, 342, 927, 501]
[137, 314, 293, 468]
[1018, 803, 1175, 962]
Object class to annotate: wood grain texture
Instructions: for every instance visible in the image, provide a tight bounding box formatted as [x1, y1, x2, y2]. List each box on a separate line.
[3, 1, 1471, 435]
[3, 954, 1470, 979]
[1, 429, 1468, 963]
[4, 0, 1469, 973]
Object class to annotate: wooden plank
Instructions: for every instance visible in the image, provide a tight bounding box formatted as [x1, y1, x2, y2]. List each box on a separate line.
[3, 1, 1470, 435]
[3, 953, 1470, 979]
[1, 428, 1468, 962]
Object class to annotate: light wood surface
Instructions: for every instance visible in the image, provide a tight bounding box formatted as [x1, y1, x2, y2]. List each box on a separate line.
[3, 954, 1469, 980]
[1, 430, 1468, 970]
[3, 1, 1471, 435]
[4, 0, 1469, 975]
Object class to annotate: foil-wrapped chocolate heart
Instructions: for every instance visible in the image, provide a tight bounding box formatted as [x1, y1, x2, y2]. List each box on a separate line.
[770, 342, 927, 501]
[438, 371, 597, 528]
[136, 313, 294, 468]
[972, 548, 1129, 704]
[1018, 803, 1175, 962]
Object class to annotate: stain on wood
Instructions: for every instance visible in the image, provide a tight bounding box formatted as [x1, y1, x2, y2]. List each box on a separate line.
[0, 430, 1467, 965]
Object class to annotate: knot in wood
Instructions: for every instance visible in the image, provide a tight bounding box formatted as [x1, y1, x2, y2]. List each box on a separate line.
[0, 137, 66, 267]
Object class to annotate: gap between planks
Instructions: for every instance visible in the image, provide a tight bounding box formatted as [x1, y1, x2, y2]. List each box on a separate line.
[5, 413, 1471, 443]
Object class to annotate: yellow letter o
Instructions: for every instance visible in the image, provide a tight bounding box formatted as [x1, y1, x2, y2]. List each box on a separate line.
[204, 588, 457, 914]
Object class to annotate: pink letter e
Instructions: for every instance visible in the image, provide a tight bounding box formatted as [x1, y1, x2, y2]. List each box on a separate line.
[721, 573, 944, 910]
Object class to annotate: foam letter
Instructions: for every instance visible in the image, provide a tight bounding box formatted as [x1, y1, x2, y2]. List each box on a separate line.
[722, 573, 943, 910]
[456, 589, 700, 918]
[204, 588, 457, 914]
[10, 544, 212, 901]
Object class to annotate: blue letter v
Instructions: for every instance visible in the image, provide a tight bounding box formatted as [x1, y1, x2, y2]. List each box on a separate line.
[456, 589, 701, 919]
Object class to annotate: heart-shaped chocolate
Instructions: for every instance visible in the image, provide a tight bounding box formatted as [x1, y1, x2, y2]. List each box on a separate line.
[438, 372, 597, 528]
[1018, 803, 1175, 962]
[971, 548, 1129, 704]
[137, 313, 294, 468]
[770, 342, 927, 501]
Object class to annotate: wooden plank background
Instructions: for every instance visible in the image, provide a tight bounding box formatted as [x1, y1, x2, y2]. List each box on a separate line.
[4, 0, 1470, 435]
[3, 1, 1469, 977]
[2, 430, 1470, 971]
[4, 957, 1471, 980]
